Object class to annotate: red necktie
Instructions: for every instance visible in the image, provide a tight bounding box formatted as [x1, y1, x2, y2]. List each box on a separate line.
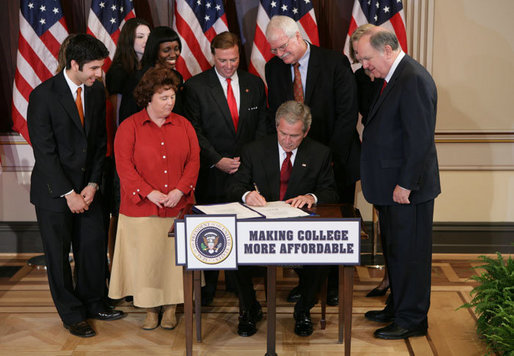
[280, 151, 293, 200]
[76, 87, 84, 126]
[226, 78, 239, 131]
[380, 80, 387, 95]
[293, 63, 304, 102]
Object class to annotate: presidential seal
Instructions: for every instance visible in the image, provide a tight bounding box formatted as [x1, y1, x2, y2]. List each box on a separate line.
[190, 221, 233, 264]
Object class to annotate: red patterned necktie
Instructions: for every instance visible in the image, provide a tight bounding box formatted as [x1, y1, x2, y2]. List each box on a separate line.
[76, 87, 84, 126]
[380, 80, 387, 95]
[226, 78, 239, 131]
[280, 151, 293, 200]
[293, 63, 304, 102]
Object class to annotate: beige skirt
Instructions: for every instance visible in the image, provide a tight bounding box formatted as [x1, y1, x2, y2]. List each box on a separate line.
[108, 214, 184, 308]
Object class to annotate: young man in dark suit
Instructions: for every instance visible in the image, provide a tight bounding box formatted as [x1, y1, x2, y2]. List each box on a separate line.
[265, 15, 360, 306]
[227, 101, 339, 337]
[27, 34, 125, 338]
[357, 27, 440, 340]
[183, 31, 267, 305]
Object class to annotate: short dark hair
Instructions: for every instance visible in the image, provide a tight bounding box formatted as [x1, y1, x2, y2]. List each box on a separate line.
[141, 26, 181, 69]
[134, 65, 180, 108]
[65, 34, 109, 70]
[210, 31, 240, 54]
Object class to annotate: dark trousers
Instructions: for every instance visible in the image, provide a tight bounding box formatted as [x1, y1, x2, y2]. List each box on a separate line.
[233, 266, 329, 314]
[376, 199, 434, 330]
[35, 198, 107, 325]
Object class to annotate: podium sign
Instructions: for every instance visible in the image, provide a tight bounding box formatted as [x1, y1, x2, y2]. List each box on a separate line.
[175, 216, 360, 269]
[237, 218, 360, 265]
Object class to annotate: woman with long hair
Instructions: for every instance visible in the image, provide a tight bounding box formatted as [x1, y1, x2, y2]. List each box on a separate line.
[119, 26, 184, 123]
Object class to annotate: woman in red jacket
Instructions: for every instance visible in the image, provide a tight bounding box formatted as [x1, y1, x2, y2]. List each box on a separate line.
[109, 66, 200, 330]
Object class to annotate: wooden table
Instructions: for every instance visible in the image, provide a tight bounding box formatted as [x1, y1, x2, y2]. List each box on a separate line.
[177, 204, 362, 356]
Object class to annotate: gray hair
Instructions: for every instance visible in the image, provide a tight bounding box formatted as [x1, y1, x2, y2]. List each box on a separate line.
[266, 16, 299, 41]
[365, 28, 400, 53]
[275, 101, 312, 133]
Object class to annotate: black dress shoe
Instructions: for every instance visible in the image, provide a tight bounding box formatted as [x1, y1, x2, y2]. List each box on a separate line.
[364, 308, 394, 323]
[374, 322, 427, 340]
[238, 311, 258, 337]
[287, 286, 301, 303]
[88, 309, 126, 321]
[63, 320, 96, 338]
[366, 286, 389, 297]
[293, 310, 313, 337]
[326, 290, 338, 306]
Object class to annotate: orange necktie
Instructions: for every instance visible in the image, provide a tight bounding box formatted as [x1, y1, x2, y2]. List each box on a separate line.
[293, 63, 304, 102]
[76, 87, 84, 126]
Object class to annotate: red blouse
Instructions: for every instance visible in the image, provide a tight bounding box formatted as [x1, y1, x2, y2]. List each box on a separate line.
[115, 109, 200, 217]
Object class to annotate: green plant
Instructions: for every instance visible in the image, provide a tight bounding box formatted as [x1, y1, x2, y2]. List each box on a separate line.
[459, 252, 514, 355]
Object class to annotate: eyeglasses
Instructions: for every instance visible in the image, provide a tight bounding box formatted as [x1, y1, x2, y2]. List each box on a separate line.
[270, 38, 291, 54]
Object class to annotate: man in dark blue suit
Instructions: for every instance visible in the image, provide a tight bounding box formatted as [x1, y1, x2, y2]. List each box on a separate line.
[28, 34, 125, 338]
[183, 31, 267, 305]
[265, 15, 360, 306]
[357, 27, 440, 340]
[227, 101, 339, 337]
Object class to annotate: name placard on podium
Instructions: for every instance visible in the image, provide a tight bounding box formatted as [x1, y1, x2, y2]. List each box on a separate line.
[175, 216, 360, 269]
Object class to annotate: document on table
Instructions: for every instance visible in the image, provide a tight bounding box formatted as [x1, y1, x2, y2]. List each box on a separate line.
[193, 202, 263, 219]
[193, 201, 311, 219]
[248, 201, 311, 219]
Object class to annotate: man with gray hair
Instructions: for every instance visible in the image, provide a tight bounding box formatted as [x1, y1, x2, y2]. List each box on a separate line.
[226, 100, 338, 337]
[357, 27, 440, 340]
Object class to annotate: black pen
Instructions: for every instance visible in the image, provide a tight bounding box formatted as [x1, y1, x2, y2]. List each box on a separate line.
[253, 182, 260, 194]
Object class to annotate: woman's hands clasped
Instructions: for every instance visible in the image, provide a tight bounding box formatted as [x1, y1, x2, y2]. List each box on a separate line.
[147, 189, 184, 208]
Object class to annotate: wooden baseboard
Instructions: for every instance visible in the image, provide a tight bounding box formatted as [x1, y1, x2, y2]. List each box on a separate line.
[0, 221, 512, 254]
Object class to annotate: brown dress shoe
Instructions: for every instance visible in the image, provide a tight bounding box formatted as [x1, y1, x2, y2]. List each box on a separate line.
[160, 305, 177, 330]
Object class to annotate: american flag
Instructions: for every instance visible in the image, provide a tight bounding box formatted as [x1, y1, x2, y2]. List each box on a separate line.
[12, 0, 69, 144]
[173, 0, 229, 81]
[248, 0, 319, 84]
[87, 0, 135, 71]
[344, 0, 408, 66]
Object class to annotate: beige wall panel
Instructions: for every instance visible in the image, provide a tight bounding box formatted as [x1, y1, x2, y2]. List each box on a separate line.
[432, 0, 514, 131]
[0, 172, 35, 221]
[434, 171, 514, 222]
[356, 171, 514, 223]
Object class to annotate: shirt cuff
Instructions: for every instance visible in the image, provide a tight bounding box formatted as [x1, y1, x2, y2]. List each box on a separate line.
[61, 189, 74, 197]
[242, 191, 251, 203]
[307, 193, 318, 204]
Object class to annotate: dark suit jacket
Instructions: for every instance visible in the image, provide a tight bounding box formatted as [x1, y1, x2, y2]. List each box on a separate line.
[360, 55, 441, 206]
[27, 71, 107, 212]
[184, 68, 267, 203]
[227, 135, 338, 204]
[265, 45, 360, 185]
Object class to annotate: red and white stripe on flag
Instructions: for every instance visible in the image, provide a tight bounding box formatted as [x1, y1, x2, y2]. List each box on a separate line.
[344, 0, 407, 70]
[86, 0, 135, 72]
[249, 0, 319, 85]
[173, 0, 229, 81]
[12, 0, 69, 144]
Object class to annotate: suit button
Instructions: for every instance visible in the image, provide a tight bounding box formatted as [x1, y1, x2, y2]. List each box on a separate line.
[81, 167, 86, 172]
[83, 148, 87, 153]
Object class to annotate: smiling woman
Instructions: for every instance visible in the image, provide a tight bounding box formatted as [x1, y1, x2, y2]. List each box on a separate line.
[118, 26, 185, 124]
